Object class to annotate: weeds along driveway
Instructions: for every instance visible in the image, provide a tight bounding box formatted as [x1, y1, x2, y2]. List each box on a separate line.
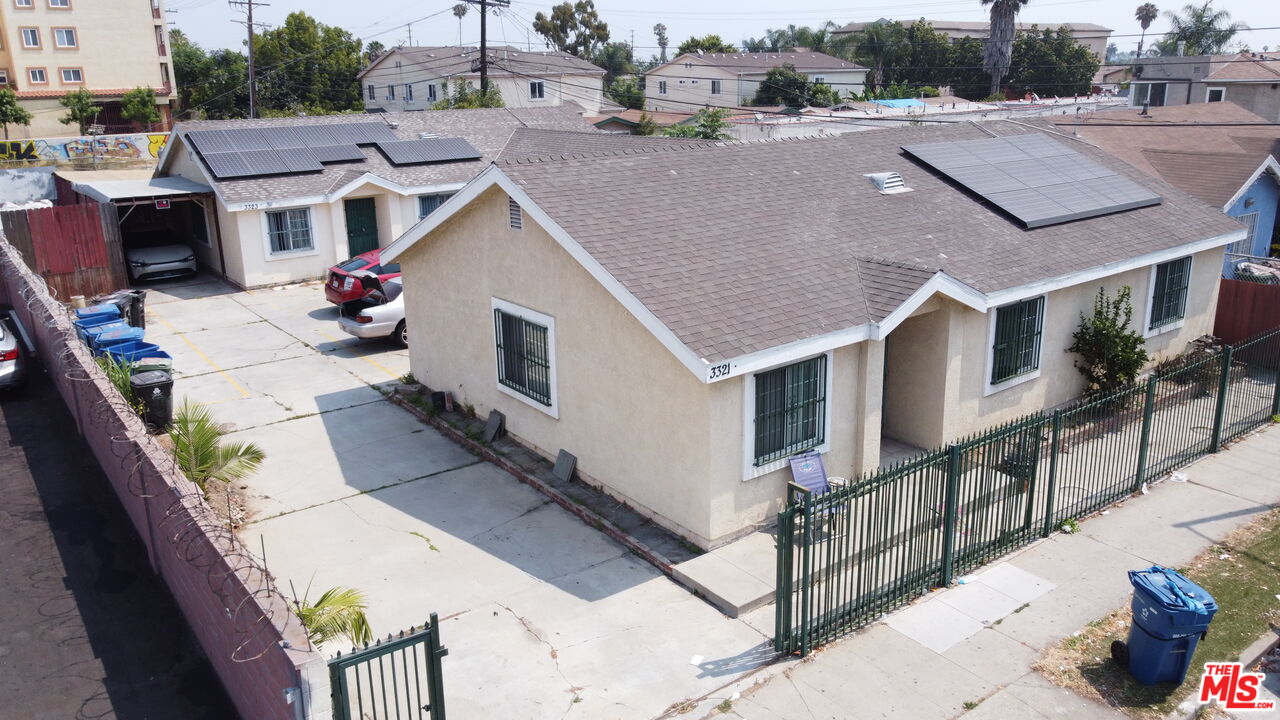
[144, 276, 772, 719]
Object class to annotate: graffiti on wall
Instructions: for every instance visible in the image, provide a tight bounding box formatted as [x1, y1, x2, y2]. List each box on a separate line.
[0, 133, 170, 163]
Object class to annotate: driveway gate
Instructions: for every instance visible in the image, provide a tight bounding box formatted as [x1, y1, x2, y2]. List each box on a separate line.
[329, 614, 448, 720]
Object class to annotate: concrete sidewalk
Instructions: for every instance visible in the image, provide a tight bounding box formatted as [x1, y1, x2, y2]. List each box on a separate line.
[695, 424, 1280, 720]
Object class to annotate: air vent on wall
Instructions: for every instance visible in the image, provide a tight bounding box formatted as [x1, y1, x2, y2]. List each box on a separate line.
[865, 172, 911, 195]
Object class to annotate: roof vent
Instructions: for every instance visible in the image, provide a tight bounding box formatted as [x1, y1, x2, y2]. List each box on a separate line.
[418, 132, 439, 139]
[865, 172, 911, 194]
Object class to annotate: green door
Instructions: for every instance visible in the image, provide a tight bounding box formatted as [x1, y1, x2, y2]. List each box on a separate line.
[344, 197, 379, 257]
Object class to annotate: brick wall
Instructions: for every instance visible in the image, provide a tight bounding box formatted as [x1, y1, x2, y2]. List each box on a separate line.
[0, 239, 331, 720]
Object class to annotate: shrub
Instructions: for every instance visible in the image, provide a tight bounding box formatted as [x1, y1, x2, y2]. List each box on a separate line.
[1067, 286, 1149, 399]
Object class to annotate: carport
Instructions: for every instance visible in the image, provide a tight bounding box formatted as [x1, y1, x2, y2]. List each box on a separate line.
[69, 175, 225, 280]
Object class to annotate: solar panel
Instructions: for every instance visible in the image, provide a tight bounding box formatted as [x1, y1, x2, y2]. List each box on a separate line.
[901, 134, 1162, 228]
[201, 149, 322, 179]
[189, 120, 403, 179]
[309, 144, 366, 163]
[375, 138, 482, 166]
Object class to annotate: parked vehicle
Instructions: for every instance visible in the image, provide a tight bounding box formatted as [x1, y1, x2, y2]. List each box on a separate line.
[325, 249, 401, 305]
[0, 308, 30, 392]
[337, 274, 407, 347]
[125, 233, 197, 282]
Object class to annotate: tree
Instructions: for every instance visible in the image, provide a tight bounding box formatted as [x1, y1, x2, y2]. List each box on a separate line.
[752, 63, 811, 107]
[120, 87, 161, 129]
[594, 41, 635, 85]
[653, 23, 669, 62]
[809, 82, 842, 106]
[170, 399, 266, 493]
[676, 34, 737, 55]
[1067, 286, 1149, 399]
[364, 40, 386, 66]
[982, 0, 1031, 97]
[949, 36, 991, 99]
[852, 20, 908, 90]
[191, 48, 251, 119]
[606, 77, 644, 109]
[663, 107, 731, 140]
[452, 4, 467, 46]
[1135, 3, 1159, 58]
[1154, 2, 1246, 56]
[432, 79, 504, 109]
[0, 88, 32, 140]
[533, 1, 609, 59]
[252, 12, 364, 114]
[294, 584, 373, 648]
[635, 111, 658, 136]
[1008, 28, 1099, 97]
[59, 88, 101, 135]
[1106, 42, 1120, 63]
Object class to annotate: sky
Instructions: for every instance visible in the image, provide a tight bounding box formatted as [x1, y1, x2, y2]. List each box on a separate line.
[170, 0, 1280, 59]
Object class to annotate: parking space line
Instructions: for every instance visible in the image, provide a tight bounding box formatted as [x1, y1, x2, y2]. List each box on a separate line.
[151, 314, 251, 398]
[315, 329, 401, 380]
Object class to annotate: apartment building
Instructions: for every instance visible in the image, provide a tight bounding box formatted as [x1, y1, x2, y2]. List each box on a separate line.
[835, 20, 1113, 62]
[1, 0, 175, 138]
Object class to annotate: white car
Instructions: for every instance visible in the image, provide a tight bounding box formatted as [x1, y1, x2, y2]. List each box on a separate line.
[337, 276, 407, 347]
[125, 242, 197, 282]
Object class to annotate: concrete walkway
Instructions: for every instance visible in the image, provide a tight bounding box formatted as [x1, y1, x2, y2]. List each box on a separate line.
[693, 424, 1280, 720]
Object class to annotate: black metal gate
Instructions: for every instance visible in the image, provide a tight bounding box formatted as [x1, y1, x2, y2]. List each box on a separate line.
[329, 614, 448, 720]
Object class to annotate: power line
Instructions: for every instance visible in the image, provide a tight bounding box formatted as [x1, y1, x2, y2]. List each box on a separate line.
[227, 0, 269, 118]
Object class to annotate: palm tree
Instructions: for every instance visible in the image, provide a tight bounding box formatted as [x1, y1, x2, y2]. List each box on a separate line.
[1157, 1, 1246, 56]
[294, 584, 373, 648]
[853, 21, 907, 90]
[981, 0, 1030, 97]
[452, 4, 467, 47]
[169, 398, 266, 492]
[1135, 3, 1159, 59]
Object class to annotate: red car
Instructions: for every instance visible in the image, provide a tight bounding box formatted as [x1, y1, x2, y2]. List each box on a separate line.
[324, 249, 402, 305]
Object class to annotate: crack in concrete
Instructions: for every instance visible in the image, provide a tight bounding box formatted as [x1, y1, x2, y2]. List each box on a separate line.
[462, 498, 555, 543]
[494, 603, 581, 718]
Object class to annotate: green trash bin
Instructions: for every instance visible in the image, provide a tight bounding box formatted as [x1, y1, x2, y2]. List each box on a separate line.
[132, 356, 173, 375]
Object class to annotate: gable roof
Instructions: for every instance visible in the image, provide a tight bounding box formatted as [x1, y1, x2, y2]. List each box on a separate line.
[387, 122, 1239, 376]
[649, 51, 865, 75]
[1051, 102, 1280, 209]
[357, 46, 604, 81]
[1205, 53, 1280, 82]
[160, 107, 604, 206]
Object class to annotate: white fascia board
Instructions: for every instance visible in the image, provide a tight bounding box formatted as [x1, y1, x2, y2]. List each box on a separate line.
[871, 272, 986, 340]
[356, 48, 398, 80]
[982, 229, 1245, 308]
[1221, 156, 1280, 212]
[380, 165, 712, 380]
[222, 177, 465, 213]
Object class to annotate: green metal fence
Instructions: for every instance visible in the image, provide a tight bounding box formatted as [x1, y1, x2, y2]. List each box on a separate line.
[329, 614, 449, 720]
[775, 326, 1280, 656]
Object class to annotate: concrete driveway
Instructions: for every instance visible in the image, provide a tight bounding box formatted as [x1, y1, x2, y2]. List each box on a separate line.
[144, 275, 770, 719]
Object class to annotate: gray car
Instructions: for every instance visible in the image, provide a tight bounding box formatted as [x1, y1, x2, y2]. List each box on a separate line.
[337, 276, 407, 347]
[0, 308, 30, 391]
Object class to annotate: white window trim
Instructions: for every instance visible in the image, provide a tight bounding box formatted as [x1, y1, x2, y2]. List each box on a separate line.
[1143, 255, 1193, 338]
[710, 79, 721, 95]
[740, 351, 834, 481]
[984, 295, 1047, 397]
[427, 83, 437, 103]
[260, 206, 318, 260]
[529, 80, 546, 100]
[20, 28, 40, 48]
[490, 297, 559, 419]
[658, 80, 667, 95]
[1205, 86, 1226, 102]
[53, 28, 76, 48]
[27, 68, 46, 84]
[59, 67, 81, 83]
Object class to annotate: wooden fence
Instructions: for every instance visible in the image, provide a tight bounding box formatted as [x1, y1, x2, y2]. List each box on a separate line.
[1215, 278, 1280, 345]
[0, 202, 126, 300]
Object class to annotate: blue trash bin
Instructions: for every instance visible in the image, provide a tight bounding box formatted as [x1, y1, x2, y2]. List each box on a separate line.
[90, 326, 145, 350]
[1119, 566, 1217, 685]
[101, 342, 166, 364]
[74, 316, 126, 343]
[74, 303, 122, 324]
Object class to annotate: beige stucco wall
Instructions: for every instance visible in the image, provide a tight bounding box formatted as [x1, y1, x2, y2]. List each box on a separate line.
[645, 57, 867, 112]
[360, 57, 603, 114]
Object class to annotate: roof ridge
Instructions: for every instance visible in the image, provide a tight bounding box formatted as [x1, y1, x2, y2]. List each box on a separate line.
[500, 139, 732, 166]
[856, 256, 940, 273]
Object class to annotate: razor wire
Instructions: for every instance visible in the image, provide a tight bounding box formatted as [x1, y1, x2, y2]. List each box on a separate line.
[0, 237, 309, 664]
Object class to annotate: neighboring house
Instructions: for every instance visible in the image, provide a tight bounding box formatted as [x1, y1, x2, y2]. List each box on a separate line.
[382, 122, 1241, 549]
[593, 109, 695, 134]
[1093, 65, 1131, 93]
[834, 19, 1112, 61]
[1057, 102, 1280, 268]
[644, 52, 866, 112]
[1130, 53, 1280, 120]
[150, 107, 648, 289]
[357, 46, 607, 115]
[0, 0, 175, 137]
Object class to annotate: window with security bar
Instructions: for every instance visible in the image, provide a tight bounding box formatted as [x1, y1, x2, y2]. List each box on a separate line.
[753, 355, 827, 466]
[991, 297, 1044, 385]
[417, 192, 454, 218]
[494, 309, 552, 405]
[266, 208, 313, 254]
[1150, 257, 1191, 329]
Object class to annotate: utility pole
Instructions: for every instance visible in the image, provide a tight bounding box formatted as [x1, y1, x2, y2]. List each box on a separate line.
[464, 0, 509, 94]
[228, 0, 269, 118]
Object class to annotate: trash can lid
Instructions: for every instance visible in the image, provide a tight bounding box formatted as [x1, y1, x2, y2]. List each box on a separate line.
[97, 327, 143, 340]
[75, 303, 120, 317]
[1129, 566, 1216, 617]
[129, 370, 172, 387]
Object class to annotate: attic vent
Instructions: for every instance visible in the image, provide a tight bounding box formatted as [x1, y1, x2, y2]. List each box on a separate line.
[418, 132, 439, 139]
[865, 172, 911, 195]
[508, 197, 523, 230]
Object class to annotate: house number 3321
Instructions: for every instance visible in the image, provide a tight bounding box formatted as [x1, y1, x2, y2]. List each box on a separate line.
[707, 363, 732, 380]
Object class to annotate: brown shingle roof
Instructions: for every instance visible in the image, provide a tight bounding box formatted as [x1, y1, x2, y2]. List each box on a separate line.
[1141, 150, 1267, 207]
[498, 122, 1237, 361]
[657, 51, 864, 73]
[166, 107, 602, 203]
[499, 127, 720, 160]
[357, 45, 604, 80]
[1205, 53, 1280, 81]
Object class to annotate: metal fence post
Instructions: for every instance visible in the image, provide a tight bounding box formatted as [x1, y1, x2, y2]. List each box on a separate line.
[1134, 375, 1159, 492]
[426, 612, 448, 720]
[798, 489, 814, 657]
[1210, 346, 1234, 452]
[1042, 411, 1062, 537]
[773, 506, 793, 654]
[1272, 354, 1280, 419]
[940, 444, 962, 587]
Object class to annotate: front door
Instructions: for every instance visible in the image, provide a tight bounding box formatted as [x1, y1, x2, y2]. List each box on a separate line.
[344, 197, 379, 257]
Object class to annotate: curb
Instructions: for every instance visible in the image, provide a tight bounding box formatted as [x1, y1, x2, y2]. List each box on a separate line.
[387, 393, 676, 576]
[1239, 629, 1280, 670]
